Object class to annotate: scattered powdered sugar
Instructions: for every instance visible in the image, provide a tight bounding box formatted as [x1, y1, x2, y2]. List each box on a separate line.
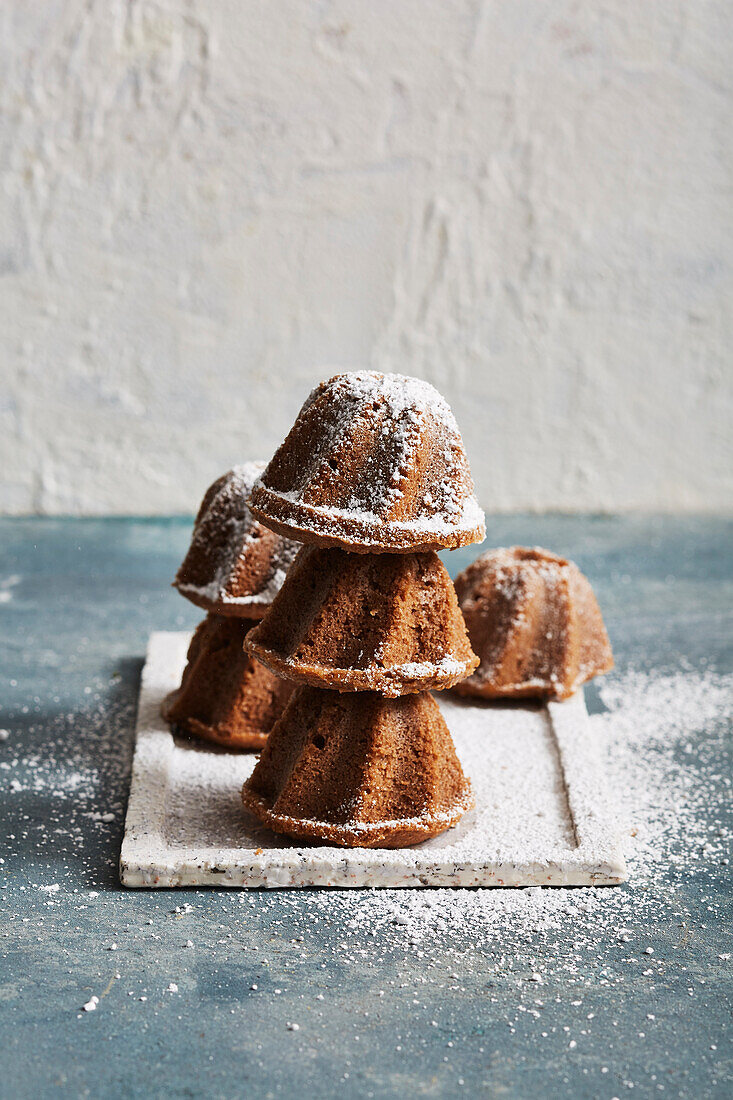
[188, 665, 730, 1000]
[6, 646, 731, 873]
[0, 573, 21, 603]
[2, 681, 134, 881]
[277, 667, 729, 940]
[123, 632, 625, 885]
[596, 670, 732, 877]
[6, 660, 730, 910]
[4, 655, 731, 1045]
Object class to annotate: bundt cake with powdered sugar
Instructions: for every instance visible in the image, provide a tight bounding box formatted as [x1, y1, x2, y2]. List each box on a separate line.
[174, 462, 299, 617]
[241, 686, 472, 847]
[164, 463, 298, 749]
[246, 546, 478, 696]
[453, 547, 613, 700]
[248, 372, 485, 553]
[163, 615, 294, 749]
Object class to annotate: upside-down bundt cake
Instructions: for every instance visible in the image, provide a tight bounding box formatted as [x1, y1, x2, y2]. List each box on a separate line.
[248, 372, 485, 553]
[246, 546, 478, 696]
[174, 462, 299, 617]
[241, 686, 473, 847]
[162, 615, 295, 749]
[453, 547, 614, 700]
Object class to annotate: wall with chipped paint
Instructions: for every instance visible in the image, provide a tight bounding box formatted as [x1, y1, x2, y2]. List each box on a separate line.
[1, 1, 731, 515]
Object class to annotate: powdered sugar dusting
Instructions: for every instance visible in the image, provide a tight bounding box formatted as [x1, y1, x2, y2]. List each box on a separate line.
[120, 634, 733, 928]
[5, 636, 731, 1033]
[174, 462, 299, 612]
[267, 492, 485, 539]
[121, 632, 625, 886]
[252, 646, 476, 697]
[176, 557, 296, 612]
[456, 545, 613, 697]
[253, 372, 485, 550]
[325, 372, 464, 515]
[241, 787, 474, 844]
[393, 658, 469, 679]
[308, 668, 731, 942]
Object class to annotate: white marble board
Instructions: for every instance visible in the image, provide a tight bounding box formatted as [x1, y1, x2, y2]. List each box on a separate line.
[120, 632, 627, 889]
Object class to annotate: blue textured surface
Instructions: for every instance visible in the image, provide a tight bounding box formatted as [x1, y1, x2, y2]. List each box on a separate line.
[1, 516, 731, 1099]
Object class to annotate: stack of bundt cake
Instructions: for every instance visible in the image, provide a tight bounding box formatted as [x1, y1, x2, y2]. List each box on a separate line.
[453, 546, 613, 700]
[163, 464, 299, 749]
[241, 371, 486, 848]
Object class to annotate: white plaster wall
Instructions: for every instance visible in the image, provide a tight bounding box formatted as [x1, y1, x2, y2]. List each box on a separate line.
[1, 0, 731, 515]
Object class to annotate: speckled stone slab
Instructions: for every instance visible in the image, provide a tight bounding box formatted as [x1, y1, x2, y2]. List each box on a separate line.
[120, 632, 626, 888]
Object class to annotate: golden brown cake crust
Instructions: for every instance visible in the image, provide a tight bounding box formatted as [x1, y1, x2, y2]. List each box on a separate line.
[248, 372, 485, 553]
[162, 615, 294, 749]
[240, 786, 472, 848]
[246, 546, 478, 697]
[249, 489, 485, 554]
[241, 687, 473, 847]
[453, 546, 614, 700]
[173, 463, 299, 617]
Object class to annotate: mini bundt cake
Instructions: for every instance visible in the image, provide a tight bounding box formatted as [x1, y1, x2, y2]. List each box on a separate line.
[249, 372, 485, 553]
[163, 615, 295, 749]
[241, 686, 473, 847]
[453, 547, 614, 700]
[174, 462, 299, 617]
[246, 546, 478, 696]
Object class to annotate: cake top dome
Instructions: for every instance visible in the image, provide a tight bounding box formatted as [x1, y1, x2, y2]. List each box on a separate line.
[246, 546, 478, 696]
[249, 372, 485, 553]
[453, 546, 614, 700]
[174, 462, 300, 617]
